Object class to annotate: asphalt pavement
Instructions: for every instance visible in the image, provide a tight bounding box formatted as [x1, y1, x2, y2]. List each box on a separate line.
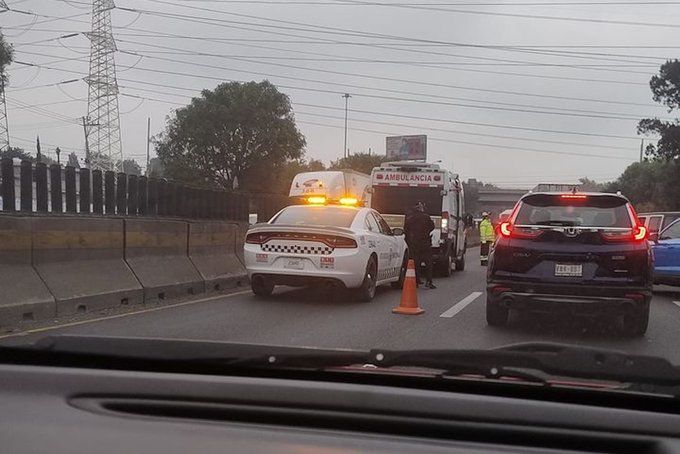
[3, 247, 680, 362]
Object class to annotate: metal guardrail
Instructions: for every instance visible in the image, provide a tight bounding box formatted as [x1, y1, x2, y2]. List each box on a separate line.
[0, 158, 249, 221]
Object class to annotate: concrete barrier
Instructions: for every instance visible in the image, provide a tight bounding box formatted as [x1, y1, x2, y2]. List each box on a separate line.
[125, 219, 204, 301]
[0, 216, 56, 326]
[189, 222, 247, 292]
[32, 217, 143, 317]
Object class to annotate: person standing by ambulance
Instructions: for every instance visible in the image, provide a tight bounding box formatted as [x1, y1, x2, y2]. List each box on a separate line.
[404, 202, 437, 289]
[479, 211, 495, 266]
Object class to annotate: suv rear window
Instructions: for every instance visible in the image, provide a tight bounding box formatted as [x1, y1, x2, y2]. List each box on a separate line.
[515, 194, 632, 228]
[271, 205, 358, 227]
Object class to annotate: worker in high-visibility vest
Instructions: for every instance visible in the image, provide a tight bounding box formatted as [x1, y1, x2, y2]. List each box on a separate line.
[479, 212, 495, 266]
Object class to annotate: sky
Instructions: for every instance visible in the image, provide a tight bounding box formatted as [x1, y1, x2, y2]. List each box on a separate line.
[1, 0, 679, 189]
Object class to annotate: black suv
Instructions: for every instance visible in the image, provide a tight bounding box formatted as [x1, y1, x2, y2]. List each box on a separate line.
[486, 192, 653, 336]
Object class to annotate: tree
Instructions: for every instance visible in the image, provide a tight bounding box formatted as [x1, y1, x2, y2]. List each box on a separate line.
[329, 152, 387, 175]
[0, 146, 31, 161]
[155, 80, 305, 190]
[578, 177, 606, 192]
[638, 60, 680, 162]
[121, 158, 142, 175]
[0, 31, 13, 86]
[603, 161, 680, 211]
[243, 158, 326, 194]
[147, 157, 165, 178]
[67, 152, 80, 168]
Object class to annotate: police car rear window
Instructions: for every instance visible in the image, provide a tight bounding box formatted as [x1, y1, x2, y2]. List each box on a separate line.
[271, 206, 358, 227]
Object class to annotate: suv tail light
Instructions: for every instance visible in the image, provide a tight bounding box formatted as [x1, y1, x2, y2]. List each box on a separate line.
[499, 222, 543, 239]
[602, 225, 647, 243]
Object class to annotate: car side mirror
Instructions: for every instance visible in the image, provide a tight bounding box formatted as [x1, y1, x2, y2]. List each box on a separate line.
[649, 232, 659, 243]
[392, 227, 404, 236]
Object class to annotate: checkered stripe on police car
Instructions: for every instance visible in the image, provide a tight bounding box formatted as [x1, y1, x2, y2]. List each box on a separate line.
[261, 243, 333, 255]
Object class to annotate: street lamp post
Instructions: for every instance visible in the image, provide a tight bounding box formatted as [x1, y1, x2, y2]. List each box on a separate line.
[342, 93, 351, 158]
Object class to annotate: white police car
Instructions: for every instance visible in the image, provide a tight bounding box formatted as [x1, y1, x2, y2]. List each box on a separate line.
[244, 204, 408, 301]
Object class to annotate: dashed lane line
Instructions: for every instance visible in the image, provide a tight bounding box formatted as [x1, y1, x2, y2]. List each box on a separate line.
[673, 301, 680, 309]
[439, 291, 484, 318]
[0, 290, 253, 340]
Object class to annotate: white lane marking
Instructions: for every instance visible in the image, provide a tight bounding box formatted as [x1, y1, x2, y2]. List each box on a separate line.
[0, 290, 253, 340]
[673, 301, 680, 309]
[440, 291, 484, 318]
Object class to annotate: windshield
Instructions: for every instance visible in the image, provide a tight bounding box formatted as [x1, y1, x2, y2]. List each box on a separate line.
[515, 195, 633, 227]
[271, 205, 358, 227]
[3, 0, 680, 410]
[371, 186, 441, 216]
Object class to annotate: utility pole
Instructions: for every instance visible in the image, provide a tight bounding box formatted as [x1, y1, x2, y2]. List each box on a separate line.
[85, 0, 123, 172]
[0, 1, 8, 153]
[639, 139, 644, 163]
[146, 117, 150, 174]
[0, 78, 8, 153]
[342, 93, 351, 159]
[82, 116, 91, 169]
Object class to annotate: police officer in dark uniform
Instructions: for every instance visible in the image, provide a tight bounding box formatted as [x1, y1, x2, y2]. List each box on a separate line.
[404, 201, 436, 289]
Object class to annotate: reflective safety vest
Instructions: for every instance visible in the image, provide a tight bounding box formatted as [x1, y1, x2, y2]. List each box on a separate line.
[479, 218, 495, 243]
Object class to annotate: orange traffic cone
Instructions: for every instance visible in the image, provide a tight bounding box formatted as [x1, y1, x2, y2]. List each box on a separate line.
[392, 259, 425, 315]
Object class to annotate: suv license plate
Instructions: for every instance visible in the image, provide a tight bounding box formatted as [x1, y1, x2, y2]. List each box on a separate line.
[284, 259, 304, 270]
[555, 263, 582, 277]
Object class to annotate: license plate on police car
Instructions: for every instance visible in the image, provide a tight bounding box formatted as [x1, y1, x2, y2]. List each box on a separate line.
[284, 259, 304, 270]
[555, 263, 582, 277]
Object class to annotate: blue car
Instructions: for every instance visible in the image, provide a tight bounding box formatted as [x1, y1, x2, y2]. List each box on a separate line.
[652, 219, 680, 286]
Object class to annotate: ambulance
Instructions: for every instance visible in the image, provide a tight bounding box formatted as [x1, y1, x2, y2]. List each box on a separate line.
[368, 161, 469, 276]
[289, 170, 371, 206]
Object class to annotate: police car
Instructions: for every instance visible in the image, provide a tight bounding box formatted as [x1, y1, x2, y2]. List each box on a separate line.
[244, 203, 409, 302]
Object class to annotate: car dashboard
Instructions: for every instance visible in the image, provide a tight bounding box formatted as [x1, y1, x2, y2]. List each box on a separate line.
[3, 361, 680, 454]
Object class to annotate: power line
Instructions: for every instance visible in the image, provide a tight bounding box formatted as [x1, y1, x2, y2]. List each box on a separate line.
[115, 49, 655, 121]
[16, 47, 658, 120]
[296, 119, 636, 161]
[115, 88, 638, 161]
[13, 59, 647, 142]
[332, 0, 680, 29]
[112, 81, 643, 149]
[113, 4, 656, 83]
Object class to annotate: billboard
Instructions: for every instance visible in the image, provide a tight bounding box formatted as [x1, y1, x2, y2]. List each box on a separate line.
[386, 135, 427, 161]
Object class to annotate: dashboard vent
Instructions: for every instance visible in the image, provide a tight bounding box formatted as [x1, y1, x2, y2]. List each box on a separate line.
[70, 396, 657, 453]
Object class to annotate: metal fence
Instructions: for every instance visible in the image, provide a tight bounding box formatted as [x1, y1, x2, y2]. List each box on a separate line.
[0, 158, 249, 221]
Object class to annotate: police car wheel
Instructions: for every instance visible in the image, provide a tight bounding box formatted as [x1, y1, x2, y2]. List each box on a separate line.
[251, 276, 274, 297]
[357, 257, 378, 302]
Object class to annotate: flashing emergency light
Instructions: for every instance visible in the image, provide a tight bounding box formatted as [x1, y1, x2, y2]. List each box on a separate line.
[339, 197, 359, 206]
[307, 196, 327, 205]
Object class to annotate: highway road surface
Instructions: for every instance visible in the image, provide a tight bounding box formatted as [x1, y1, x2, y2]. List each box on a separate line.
[2, 248, 680, 363]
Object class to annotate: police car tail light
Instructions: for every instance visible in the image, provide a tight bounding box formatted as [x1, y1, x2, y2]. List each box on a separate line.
[325, 235, 357, 248]
[246, 232, 271, 244]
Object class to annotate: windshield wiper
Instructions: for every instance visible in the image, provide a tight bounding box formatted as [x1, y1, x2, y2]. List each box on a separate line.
[15, 335, 369, 369]
[368, 342, 680, 390]
[9, 336, 680, 393]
